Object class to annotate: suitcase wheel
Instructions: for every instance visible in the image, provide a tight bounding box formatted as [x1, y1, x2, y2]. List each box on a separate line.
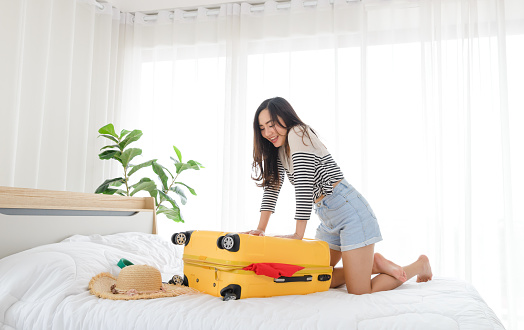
[223, 292, 237, 301]
[171, 231, 192, 246]
[318, 274, 332, 282]
[216, 234, 240, 252]
[220, 284, 241, 301]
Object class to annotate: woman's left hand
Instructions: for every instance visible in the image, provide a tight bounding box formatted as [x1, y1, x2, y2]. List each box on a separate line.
[273, 233, 302, 240]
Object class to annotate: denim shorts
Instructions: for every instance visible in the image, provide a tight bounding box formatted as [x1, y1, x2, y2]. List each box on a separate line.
[314, 179, 382, 252]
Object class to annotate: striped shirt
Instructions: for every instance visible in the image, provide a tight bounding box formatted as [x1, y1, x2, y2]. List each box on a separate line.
[260, 126, 344, 221]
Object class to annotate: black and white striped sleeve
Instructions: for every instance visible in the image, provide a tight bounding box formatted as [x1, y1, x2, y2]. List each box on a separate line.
[291, 152, 316, 221]
[260, 158, 285, 213]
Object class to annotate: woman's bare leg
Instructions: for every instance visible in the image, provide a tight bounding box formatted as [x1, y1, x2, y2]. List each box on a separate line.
[341, 244, 375, 294]
[330, 248, 412, 288]
[329, 249, 345, 288]
[372, 253, 407, 282]
[341, 244, 433, 294]
[370, 255, 432, 292]
[414, 255, 433, 282]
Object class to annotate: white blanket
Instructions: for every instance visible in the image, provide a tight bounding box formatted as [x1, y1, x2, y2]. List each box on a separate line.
[0, 233, 504, 329]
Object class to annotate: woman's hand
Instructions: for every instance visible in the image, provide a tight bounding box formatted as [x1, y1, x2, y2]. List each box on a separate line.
[242, 229, 265, 236]
[273, 233, 303, 240]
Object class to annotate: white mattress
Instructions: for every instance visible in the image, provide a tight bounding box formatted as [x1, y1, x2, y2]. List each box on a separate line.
[0, 232, 504, 329]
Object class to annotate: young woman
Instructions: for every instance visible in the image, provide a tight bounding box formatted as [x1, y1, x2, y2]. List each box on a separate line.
[246, 97, 433, 294]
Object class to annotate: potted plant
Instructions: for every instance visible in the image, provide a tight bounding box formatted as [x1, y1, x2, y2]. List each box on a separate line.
[95, 123, 203, 222]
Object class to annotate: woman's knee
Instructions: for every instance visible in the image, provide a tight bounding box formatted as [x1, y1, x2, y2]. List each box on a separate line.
[346, 285, 372, 295]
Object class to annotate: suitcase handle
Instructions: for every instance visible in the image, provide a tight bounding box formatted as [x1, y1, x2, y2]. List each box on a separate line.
[274, 275, 312, 283]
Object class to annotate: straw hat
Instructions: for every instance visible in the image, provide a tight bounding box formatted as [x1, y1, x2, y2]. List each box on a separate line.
[89, 265, 197, 300]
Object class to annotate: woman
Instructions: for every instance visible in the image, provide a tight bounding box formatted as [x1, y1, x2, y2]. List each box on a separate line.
[246, 97, 432, 294]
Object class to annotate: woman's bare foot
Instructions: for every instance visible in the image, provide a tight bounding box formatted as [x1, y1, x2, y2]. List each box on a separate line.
[372, 253, 408, 282]
[416, 255, 433, 282]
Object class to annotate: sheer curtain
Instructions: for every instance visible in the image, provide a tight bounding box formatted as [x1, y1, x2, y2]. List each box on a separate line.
[118, 1, 524, 327]
[0, 0, 124, 193]
[1, 0, 523, 328]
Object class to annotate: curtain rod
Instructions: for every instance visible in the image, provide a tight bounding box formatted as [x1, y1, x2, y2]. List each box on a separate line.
[93, 0, 359, 21]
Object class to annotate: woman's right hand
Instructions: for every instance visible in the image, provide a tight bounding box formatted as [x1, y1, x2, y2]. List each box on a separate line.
[242, 229, 265, 236]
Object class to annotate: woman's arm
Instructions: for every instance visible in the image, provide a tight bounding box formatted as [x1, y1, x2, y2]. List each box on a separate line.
[273, 127, 316, 239]
[274, 220, 307, 240]
[244, 210, 272, 236]
[247, 157, 285, 236]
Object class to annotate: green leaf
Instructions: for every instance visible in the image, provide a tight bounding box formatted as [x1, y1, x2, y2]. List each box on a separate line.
[194, 161, 205, 168]
[98, 134, 119, 144]
[95, 177, 124, 194]
[131, 178, 158, 199]
[130, 178, 149, 188]
[157, 190, 183, 222]
[157, 205, 183, 223]
[170, 156, 180, 164]
[187, 160, 201, 170]
[175, 162, 187, 174]
[174, 182, 197, 196]
[98, 150, 121, 160]
[110, 180, 124, 187]
[100, 144, 119, 151]
[163, 166, 174, 179]
[174, 160, 203, 175]
[130, 178, 157, 197]
[101, 188, 118, 195]
[170, 186, 187, 205]
[158, 190, 179, 209]
[115, 189, 127, 196]
[119, 130, 143, 150]
[157, 204, 173, 214]
[120, 129, 131, 139]
[152, 191, 159, 207]
[128, 159, 157, 176]
[173, 145, 182, 162]
[98, 124, 118, 138]
[152, 162, 169, 191]
[119, 148, 142, 168]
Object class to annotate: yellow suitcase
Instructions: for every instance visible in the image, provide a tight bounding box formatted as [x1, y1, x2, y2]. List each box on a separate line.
[171, 230, 333, 300]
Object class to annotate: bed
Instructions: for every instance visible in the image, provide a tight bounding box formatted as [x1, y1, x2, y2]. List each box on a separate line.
[0, 186, 505, 329]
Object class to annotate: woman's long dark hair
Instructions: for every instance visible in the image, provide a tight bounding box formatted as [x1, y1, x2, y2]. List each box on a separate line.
[252, 97, 313, 189]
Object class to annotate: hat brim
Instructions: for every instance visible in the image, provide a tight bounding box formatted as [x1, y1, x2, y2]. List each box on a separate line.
[89, 272, 197, 300]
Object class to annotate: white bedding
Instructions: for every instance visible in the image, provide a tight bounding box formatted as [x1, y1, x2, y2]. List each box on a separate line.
[0, 232, 504, 330]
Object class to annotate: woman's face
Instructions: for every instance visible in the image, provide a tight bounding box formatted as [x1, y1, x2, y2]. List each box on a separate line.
[258, 109, 287, 148]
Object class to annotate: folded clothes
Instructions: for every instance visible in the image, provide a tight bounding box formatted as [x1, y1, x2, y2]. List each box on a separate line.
[242, 263, 305, 278]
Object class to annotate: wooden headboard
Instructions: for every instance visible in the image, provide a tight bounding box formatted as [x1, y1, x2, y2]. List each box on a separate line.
[0, 186, 157, 259]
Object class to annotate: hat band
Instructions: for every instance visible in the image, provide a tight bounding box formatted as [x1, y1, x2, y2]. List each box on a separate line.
[111, 284, 167, 296]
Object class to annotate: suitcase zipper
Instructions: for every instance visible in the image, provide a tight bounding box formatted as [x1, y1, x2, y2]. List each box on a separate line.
[183, 255, 333, 275]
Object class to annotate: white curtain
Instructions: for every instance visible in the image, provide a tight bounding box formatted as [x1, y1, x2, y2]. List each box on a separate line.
[118, 2, 524, 327]
[1, 0, 523, 328]
[0, 0, 123, 193]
